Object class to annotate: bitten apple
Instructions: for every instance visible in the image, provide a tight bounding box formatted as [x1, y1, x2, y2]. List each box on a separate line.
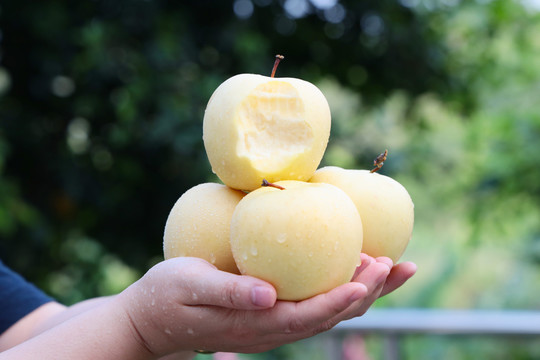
[230, 180, 363, 301]
[310, 166, 414, 263]
[203, 57, 331, 191]
[163, 183, 244, 274]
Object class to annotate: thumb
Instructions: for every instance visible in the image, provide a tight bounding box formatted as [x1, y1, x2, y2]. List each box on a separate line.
[173, 257, 277, 310]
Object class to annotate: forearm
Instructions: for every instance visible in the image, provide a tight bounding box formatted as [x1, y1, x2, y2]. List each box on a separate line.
[30, 296, 114, 337]
[0, 296, 194, 360]
[1, 297, 116, 351]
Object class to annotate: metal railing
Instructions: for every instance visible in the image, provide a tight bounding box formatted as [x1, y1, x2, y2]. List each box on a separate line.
[326, 308, 540, 360]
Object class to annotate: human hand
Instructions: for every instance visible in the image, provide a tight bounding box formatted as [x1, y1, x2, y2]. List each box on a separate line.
[339, 253, 417, 321]
[119, 255, 415, 358]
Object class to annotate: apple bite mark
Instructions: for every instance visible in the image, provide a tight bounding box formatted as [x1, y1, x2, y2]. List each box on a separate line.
[236, 80, 314, 174]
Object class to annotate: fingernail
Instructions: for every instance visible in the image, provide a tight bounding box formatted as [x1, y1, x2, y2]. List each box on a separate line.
[251, 286, 275, 308]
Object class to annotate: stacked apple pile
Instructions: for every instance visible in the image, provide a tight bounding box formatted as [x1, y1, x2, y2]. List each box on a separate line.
[163, 56, 414, 301]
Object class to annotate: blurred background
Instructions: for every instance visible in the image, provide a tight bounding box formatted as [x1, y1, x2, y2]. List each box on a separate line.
[1, 0, 539, 359]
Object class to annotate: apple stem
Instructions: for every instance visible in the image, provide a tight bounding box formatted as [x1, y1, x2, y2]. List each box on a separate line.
[370, 149, 388, 173]
[262, 179, 286, 190]
[271, 55, 285, 78]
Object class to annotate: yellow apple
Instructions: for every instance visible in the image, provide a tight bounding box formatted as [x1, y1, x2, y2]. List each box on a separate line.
[202, 73, 331, 191]
[163, 183, 244, 274]
[310, 167, 414, 263]
[230, 180, 363, 301]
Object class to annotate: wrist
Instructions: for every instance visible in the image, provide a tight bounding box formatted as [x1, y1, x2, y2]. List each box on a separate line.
[115, 285, 196, 360]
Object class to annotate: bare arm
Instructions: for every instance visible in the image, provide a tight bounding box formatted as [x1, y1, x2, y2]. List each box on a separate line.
[0, 297, 195, 360]
[0, 294, 190, 360]
[0, 295, 121, 351]
[0, 302, 65, 352]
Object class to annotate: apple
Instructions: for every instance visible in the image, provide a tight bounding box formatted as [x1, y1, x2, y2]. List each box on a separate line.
[202, 56, 331, 191]
[163, 183, 245, 274]
[310, 166, 414, 263]
[230, 180, 363, 301]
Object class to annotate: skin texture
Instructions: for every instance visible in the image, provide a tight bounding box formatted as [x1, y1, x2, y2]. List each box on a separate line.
[0, 255, 416, 360]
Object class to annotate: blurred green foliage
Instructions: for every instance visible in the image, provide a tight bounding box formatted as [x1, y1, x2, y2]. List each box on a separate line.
[1, 0, 539, 358]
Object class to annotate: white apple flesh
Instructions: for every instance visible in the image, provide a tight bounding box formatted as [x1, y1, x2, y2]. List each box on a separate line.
[230, 180, 363, 301]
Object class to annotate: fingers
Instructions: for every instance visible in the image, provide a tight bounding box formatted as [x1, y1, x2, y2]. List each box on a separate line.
[352, 258, 392, 291]
[257, 281, 367, 340]
[168, 257, 277, 310]
[338, 256, 416, 321]
[339, 260, 391, 320]
[350, 253, 374, 280]
[269, 261, 388, 340]
[374, 256, 393, 268]
[352, 255, 417, 298]
[259, 273, 377, 341]
[178, 281, 369, 353]
[380, 261, 417, 297]
[243, 258, 415, 341]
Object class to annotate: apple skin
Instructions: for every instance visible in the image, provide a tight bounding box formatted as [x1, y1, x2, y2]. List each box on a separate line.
[163, 183, 244, 274]
[203, 73, 331, 191]
[310, 167, 414, 263]
[230, 180, 363, 301]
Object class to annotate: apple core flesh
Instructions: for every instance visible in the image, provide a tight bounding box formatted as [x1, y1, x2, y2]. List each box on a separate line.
[163, 183, 244, 274]
[203, 74, 331, 191]
[230, 180, 363, 301]
[310, 167, 414, 263]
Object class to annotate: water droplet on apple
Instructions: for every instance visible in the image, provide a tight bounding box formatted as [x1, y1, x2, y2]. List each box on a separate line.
[209, 253, 216, 264]
[250, 246, 258, 256]
[164, 328, 172, 335]
[276, 233, 287, 243]
[187, 328, 194, 335]
[151, 299, 155, 306]
[151, 286, 155, 293]
[242, 252, 248, 260]
[192, 292, 198, 301]
[308, 252, 313, 258]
